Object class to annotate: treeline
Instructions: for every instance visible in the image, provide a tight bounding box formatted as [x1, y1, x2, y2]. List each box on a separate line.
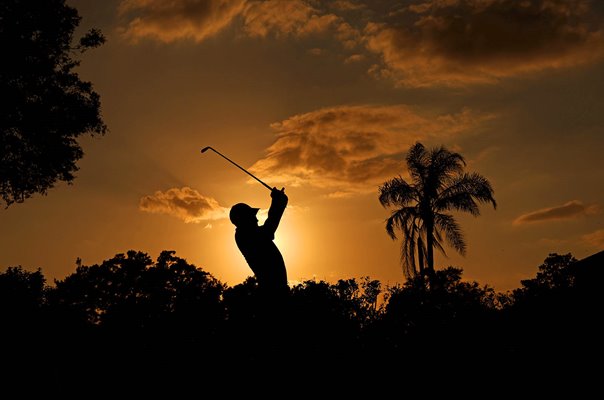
[2, 250, 603, 393]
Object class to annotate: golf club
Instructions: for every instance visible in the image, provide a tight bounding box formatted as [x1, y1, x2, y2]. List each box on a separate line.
[201, 146, 272, 191]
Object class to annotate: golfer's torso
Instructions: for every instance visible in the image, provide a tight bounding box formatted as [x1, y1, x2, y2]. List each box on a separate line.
[235, 226, 286, 277]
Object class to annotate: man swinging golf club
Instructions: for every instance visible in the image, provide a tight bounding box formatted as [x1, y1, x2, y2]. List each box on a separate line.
[201, 146, 289, 297]
[230, 187, 289, 297]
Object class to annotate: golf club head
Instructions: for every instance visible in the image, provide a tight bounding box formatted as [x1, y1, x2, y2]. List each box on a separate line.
[201, 146, 212, 153]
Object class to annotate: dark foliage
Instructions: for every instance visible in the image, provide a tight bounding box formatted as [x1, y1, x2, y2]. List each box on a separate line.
[2, 250, 602, 393]
[506, 252, 604, 369]
[0, 0, 106, 207]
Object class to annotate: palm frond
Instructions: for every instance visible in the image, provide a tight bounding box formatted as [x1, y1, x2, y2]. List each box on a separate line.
[436, 172, 497, 214]
[406, 142, 428, 187]
[378, 176, 416, 208]
[384, 208, 425, 279]
[427, 146, 466, 192]
[435, 213, 467, 256]
[384, 207, 416, 240]
[400, 227, 418, 279]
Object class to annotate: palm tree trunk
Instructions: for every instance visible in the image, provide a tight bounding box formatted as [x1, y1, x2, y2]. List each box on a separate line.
[426, 219, 435, 284]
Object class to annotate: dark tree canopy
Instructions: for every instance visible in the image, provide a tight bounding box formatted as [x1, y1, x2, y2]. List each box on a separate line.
[50, 250, 226, 329]
[0, 0, 106, 207]
[2, 249, 603, 392]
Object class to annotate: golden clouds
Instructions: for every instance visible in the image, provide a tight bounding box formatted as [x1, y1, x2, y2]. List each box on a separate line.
[242, 1, 339, 38]
[118, 0, 246, 43]
[514, 200, 600, 225]
[249, 105, 491, 194]
[364, 0, 604, 86]
[118, 0, 353, 43]
[117, 0, 604, 86]
[139, 187, 228, 223]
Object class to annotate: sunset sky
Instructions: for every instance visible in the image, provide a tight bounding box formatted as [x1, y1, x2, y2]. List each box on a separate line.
[2, 0, 604, 292]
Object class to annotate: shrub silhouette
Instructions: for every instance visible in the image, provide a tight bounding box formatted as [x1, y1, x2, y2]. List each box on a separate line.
[2, 249, 602, 392]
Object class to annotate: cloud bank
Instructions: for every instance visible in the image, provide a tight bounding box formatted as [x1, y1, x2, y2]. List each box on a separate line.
[118, 0, 358, 44]
[118, 0, 247, 43]
[117, 0, 604, 86]
[514, 200, 600, 225]
[139, 187, 228, 223]
[249, 104, 491, 195]
[364, 0, 604, 86]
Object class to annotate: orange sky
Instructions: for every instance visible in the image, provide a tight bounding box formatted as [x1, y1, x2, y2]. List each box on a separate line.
[2, 0, 604, 292]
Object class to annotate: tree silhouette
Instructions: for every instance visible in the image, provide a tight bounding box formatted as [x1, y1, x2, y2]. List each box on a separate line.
[0, 0, 106, 207]
[0, 265, 46, 326]
[50, 250, 225, 331]
[43, 250, 228, 393]
[3, 247, 603, 391]
[378, 142, 496, 281]
[505, 252, 604, 370]
[516, 252, 578, 295]
[1, 266, 50, 395]
[361, 266, 504, 380]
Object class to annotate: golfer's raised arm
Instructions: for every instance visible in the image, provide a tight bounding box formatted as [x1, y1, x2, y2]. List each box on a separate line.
[264, 187, 288, 235]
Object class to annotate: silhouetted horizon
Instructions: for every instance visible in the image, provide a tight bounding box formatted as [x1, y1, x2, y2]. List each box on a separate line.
[2, 248, 602, 393]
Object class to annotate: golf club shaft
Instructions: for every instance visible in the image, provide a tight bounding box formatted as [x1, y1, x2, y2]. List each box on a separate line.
[203, 147, 272, 191]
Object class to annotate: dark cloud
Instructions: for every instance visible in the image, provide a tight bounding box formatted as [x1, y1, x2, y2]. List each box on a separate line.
[514, 200, 600, 224]
[363, 0, 604, 86]
[139, 187, 228, 223]
[117, 1, 604, 86]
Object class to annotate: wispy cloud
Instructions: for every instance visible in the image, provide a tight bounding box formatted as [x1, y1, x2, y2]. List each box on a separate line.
[363, 0, 604, 87]
[118, 0, 360, 44]
[118, 0, 247, 43]
[582, 229, 604, 248]
[139, 187, 228, 223]
[242, 0, 340, 38]
[330, 1, 366, 12]
[514, 200, 600, 225]
[249, 104, 492, 195]
[345, 54, 365, 63]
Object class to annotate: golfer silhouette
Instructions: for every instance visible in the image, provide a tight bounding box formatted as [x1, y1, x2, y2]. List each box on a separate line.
[230, 187, 289, 297]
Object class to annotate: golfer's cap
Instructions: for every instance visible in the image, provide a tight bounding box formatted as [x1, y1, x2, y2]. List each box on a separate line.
[229, 203, 259, 226]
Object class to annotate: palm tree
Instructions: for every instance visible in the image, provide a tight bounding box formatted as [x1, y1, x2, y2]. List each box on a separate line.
[379, 142, 496, 282]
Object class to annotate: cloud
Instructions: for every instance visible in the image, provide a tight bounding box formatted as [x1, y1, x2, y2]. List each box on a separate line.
[307, 48, 325, 56]
[514, 200, 600, 225]
[242, 0, 340, 38]
[116, 0, 604, 87]
[345, 54, 365, 63]
[330, 1, 366, 12]
[582, 229, 604, 248]
[118, 0, 359, 44]
[118, 0, 246, 43]
[249, 104, 492, 194]
[139, 187, 228, 223]
[363, 0, 604, 87]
